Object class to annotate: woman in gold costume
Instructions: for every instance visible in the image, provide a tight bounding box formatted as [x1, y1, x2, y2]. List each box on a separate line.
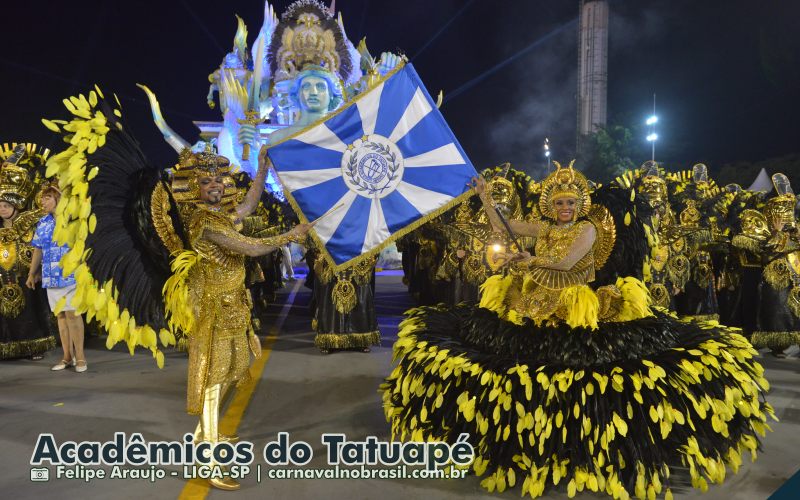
[0, 145, 56, 360]
[382, 162, 773, 499]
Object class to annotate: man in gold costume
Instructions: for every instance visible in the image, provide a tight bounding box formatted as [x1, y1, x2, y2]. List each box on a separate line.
[638, 164, 689, 310]
[163, 143, 312, 489]
[672, 164, 721, 320]
[44, 82, 313, 490]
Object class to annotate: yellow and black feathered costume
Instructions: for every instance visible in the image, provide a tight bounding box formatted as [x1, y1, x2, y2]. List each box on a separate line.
[42, 88, 301, 410]
[381, 163, 773, 499]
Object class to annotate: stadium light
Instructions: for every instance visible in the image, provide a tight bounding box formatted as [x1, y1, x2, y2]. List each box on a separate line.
[646, 94, 657, 161]
[543, 138, 551, 171]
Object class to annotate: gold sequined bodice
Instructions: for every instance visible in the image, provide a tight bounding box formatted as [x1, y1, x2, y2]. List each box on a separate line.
[528, 221, 595, 288]
[184, 207, 250, 329]
[500, 220, 596, 324]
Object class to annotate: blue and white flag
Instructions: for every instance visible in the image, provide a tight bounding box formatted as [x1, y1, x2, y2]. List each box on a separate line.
[268, 63, 477, 270]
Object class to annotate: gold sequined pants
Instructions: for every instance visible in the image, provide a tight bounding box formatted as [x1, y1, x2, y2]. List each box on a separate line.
[206, 331, 250, 387]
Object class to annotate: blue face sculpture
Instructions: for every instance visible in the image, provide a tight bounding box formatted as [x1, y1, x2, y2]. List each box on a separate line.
[290, 69, 344, 114]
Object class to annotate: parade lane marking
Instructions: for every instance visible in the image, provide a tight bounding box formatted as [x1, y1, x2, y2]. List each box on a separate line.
[179, 278, 303, 499]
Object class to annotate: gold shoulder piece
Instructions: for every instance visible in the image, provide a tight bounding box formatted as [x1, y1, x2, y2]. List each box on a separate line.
[151, 182, 184, 255]
[11, 209, 44, 235]
[587, 204, 616, 271]
[187, 207, 232, 240]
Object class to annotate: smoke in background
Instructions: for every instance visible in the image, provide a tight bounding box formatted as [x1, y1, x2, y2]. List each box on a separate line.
[485, 21, 577, 181]
[479, 1, 670, 180]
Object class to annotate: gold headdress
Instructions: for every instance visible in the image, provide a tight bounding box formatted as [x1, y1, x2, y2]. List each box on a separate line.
[538, 160, 591, 220]
[170, 144, 237, 207]
[268, 0, 353, 82]
[640, 160, 667, 208]
[487, 173, 522, 220]
[764, 173, 796, 229]
[0, 144, 35, 209]
[739, 209, 770, 241]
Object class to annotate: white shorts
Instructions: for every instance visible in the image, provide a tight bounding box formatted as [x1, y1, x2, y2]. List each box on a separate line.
[46, 284, 77, 313]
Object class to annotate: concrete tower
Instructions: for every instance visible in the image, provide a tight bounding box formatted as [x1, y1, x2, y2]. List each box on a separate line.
[577, 0, 609, 140]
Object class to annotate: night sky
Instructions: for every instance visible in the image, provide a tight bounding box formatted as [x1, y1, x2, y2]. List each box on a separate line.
[2, 0, 798, 180]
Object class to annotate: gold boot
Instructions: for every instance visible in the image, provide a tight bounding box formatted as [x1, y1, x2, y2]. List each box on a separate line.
[194, 382, 240, 444]
[198, 384, 241, 490]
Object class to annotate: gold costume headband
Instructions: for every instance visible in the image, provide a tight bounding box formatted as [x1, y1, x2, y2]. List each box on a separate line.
[538, 160, 591, 220]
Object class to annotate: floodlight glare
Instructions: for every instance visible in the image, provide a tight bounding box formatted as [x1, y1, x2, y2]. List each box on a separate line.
[646, 115, 658, 125]
[545, 151, 551, 157]
[646, 133, 658, 142]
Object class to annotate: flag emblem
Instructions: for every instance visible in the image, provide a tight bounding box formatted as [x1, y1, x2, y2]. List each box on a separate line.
[268, 63, 477, 270]
[342, 135, 404, 198]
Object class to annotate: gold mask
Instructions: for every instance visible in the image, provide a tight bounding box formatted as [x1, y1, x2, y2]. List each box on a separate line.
[740, 209, 770, 240]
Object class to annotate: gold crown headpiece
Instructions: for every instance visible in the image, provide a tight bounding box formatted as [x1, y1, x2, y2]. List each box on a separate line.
[539, 160, 591, 220]
[488, 175, 521, 219]
[488, 175, 515, 194]
[640, 161, 667, 205]
[171, 145, 237, 205]
[269, 0, 353, 82]
[174, 146, 232, 175]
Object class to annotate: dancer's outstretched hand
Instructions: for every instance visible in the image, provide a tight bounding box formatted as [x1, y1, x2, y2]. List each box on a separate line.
[289, 222, 314, 241]
[469, 176, 487, 196]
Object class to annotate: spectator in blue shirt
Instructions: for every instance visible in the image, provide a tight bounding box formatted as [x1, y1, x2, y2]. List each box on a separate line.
[26, 182, 87, 372]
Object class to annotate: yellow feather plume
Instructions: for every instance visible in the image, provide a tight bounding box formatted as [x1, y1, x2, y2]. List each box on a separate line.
[162, 250, 198, 338]
[559, 285, 599, 330]
[479, 275, 513, 315]
[43, 88, 174, 367]
[614, 277, 654, 321]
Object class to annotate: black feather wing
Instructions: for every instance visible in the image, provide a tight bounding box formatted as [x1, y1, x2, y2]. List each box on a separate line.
[591, 183, 652, 286]
[82, 98, 184, 331]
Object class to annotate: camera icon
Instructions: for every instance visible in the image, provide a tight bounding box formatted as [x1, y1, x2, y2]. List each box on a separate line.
[30, 468, 49, 482]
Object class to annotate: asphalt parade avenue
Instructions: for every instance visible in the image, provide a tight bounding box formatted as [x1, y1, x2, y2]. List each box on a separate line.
[2, 272, 799, 499]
